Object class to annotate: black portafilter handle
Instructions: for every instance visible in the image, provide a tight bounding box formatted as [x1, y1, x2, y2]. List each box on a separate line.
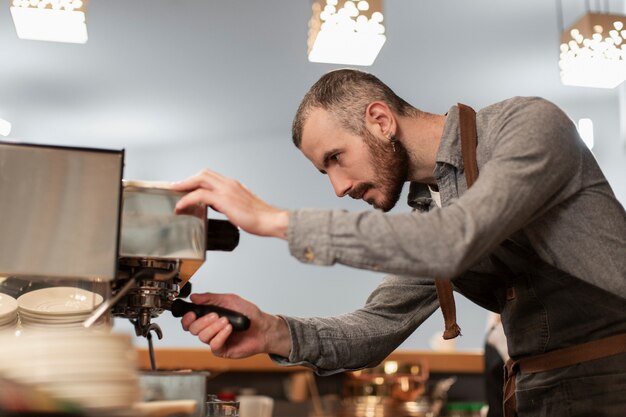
[206, 219, 240, 251]
[170, 299, 251, 331]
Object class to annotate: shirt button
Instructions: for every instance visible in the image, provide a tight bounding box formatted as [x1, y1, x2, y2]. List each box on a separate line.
[304, 247, 315, 262]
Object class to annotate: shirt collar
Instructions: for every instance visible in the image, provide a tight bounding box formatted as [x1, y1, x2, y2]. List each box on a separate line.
[406, 104, 464, 211]
[436, 104, 463, 169]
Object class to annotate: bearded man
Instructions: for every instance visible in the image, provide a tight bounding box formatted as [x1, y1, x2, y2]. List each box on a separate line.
[172, 69, 626, 417]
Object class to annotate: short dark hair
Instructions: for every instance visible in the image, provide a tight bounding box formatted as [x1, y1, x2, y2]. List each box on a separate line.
[291, 69, 418, 147]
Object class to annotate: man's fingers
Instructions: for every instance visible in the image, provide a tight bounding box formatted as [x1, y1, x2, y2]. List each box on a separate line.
[189, 292, 221, 305]
[206, 321, 233, 355]
[170, 169, 224, 191]
[170, 174, 209, 192]
[198, 317, 231, 345]
[181, 312, 197, 331]
[187, 312, 220, 336]
[174, 189, 217, 213]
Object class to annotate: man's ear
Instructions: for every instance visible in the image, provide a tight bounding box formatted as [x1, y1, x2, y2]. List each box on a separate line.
[365, 101, 395, 138]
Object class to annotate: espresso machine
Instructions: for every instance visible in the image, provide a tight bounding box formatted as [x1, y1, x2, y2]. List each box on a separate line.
[0, 141, 252, 416]
[0, 141, 249, 365]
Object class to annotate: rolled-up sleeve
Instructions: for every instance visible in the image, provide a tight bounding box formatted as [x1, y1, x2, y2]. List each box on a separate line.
[270, 275, 439, 375]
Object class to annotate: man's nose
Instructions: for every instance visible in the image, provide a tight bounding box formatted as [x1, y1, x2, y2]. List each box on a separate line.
[329, 172, 351, 197]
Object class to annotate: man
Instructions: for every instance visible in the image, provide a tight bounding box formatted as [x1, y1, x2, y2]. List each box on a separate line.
[171, 69, 626, 416]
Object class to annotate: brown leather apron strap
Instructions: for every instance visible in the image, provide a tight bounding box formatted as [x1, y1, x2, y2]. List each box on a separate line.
[519, 332, 626, 374]
[434, 103, 478, 340]
[503, 358, 518, 417]
[435, 279, 461, 339]
[502, 332, 626, 417]
[458, 103, 479, 187]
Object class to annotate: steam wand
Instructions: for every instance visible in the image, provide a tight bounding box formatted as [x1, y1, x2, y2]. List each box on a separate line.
[82, 277, 136, 329]
[146, 331, 158, 371]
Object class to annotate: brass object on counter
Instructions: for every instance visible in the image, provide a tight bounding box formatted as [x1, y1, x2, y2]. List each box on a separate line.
[340, 360, 455, 417]
[344, 360, 429, 401]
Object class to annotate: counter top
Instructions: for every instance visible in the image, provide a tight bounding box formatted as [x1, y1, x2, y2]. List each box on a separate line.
[137, 348, 484, 374]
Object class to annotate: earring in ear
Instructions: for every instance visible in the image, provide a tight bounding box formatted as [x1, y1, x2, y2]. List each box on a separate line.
[388, 133, 397, 153]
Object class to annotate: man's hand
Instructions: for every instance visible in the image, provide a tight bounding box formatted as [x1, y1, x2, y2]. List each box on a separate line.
[180, 292, 292, 359]
[171, 169, 289, 239]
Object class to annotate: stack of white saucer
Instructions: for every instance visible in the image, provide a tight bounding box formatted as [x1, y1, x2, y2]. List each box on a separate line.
[0, 331, 141, 412]
[0, 293, 18, 331]
[17, 286, 107, 332]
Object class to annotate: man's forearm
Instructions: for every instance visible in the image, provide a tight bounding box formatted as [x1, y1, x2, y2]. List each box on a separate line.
[270, 275, 440, 375]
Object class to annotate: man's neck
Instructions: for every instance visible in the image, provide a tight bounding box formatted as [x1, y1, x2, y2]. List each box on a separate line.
[396, 112, 447, 185]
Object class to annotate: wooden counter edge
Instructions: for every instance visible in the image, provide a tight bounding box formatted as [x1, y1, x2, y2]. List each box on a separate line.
[137, 348, 484, 374]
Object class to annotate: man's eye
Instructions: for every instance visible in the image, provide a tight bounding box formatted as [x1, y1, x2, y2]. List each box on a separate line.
[330, 153, 340, 162]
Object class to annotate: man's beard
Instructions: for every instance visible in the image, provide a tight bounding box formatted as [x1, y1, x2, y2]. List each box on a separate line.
[349, 130, 409, 212]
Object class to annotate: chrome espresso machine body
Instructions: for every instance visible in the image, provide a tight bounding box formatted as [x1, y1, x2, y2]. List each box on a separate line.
[0, 141, 248, 351]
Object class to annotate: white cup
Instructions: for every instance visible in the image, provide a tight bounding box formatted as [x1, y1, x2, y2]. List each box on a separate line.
[238, 395, 274, 417]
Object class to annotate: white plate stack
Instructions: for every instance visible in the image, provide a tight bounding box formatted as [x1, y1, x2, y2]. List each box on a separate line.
[0, 293, 18, 331]
[0, 331, 142, 412]
[16, 287, 108, 332]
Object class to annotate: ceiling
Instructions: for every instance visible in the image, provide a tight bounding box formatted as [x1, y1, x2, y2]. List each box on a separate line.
[0, 0, 624, 149]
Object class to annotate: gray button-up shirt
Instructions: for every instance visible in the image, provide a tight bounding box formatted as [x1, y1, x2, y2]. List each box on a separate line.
[274, 97, 626, 375]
